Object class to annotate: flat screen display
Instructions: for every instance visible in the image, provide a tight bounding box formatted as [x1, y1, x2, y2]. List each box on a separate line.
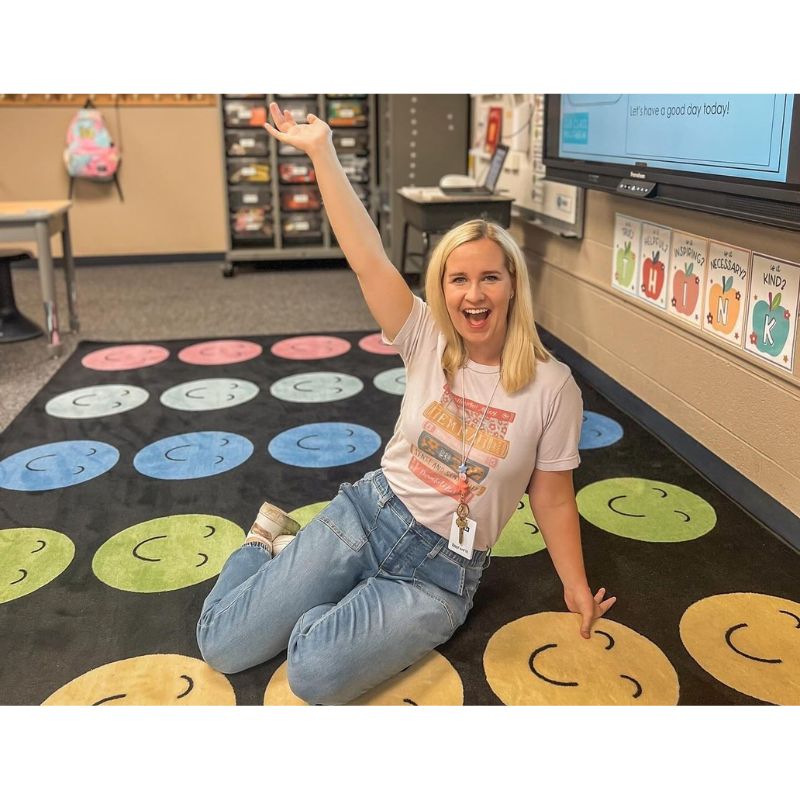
[557, 94, 796, 184]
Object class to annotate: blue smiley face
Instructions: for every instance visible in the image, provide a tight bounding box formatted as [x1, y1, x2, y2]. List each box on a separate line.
[133, 432, 253, 480]
[0, 440, 119, 491]
[579, 411, 624, 450]
[268, 423, 381, 468]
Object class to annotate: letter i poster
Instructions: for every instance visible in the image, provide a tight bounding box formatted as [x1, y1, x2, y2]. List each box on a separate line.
[637, 222, 671, 309]
[701, 241, 751, 348]
[612, 214, 641, 296]
[744, 254, 800, 372]
[667, 230, 708, 329]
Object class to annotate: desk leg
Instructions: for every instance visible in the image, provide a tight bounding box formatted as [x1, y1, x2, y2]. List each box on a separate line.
[400, 221, 410, 276]
[34, 220, 62, 357]
[421, 232, 430, 271]
[61, 214, 79, 333]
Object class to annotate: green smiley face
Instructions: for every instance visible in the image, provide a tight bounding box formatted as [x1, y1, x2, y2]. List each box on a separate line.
[92, 514, 244, 593]
[576, 478, 717, 542]
[0, 528, 75, 604]
[492, 495, 547, 557]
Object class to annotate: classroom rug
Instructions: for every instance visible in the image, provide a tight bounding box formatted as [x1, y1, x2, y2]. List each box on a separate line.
[2, 330, 800, 706]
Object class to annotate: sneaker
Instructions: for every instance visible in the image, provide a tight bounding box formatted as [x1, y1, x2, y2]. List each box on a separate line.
[248, 501, 301, 552]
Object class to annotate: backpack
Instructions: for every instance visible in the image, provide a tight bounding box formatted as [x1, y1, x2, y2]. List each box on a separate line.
[64, 100, 124, 200]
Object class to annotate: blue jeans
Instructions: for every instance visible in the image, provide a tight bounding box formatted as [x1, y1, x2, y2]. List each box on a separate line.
[196, 469, 488, 705]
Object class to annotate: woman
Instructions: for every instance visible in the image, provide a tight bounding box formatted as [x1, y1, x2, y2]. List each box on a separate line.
[196, 103, 616, 704]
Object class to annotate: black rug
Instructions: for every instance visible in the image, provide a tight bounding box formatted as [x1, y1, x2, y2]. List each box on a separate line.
[2, 330, 799, 705]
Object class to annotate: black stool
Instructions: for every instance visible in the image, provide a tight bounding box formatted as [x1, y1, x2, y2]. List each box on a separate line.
[0, 249, 43, 343]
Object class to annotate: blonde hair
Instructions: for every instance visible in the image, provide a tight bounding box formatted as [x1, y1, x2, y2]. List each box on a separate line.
[424, 219, 550, 394]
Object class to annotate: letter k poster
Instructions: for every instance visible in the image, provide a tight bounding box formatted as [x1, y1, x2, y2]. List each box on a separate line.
[701, 241, 751, 348]
[744, 254, 800, 373]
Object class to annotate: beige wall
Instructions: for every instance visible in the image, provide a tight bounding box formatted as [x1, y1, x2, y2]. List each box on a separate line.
[0, 102, 227, 257]
[513, 190, 800, 517]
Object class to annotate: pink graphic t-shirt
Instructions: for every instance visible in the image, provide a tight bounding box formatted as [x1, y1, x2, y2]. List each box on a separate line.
[380, 295, 582, 551]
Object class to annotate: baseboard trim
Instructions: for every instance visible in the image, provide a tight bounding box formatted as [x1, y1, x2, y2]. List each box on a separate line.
[538, 326, 800, 554]
[14, 252, 226, 269]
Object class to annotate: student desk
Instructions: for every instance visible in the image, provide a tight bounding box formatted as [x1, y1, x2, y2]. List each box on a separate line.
[0, 201, 79, 356]
[397, 187, 513, 281]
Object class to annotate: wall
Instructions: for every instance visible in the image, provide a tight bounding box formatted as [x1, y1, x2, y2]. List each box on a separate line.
[513, 190, 800, 517]
[0, 102, 227, 257]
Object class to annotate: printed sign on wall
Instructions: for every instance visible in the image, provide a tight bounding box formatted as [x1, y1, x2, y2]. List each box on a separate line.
[701, 241, 751, 348]
[667, 231, 708, 329]
[744, 254, 800, 372]
[612, 214, 641, 297]
[637, 222, 671, 310]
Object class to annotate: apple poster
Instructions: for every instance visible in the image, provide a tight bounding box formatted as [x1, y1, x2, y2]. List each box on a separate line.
[701, 241, 751, 348]
[612, 213, 641, 297]
[744, 254, 799, 372]
[667, 230, 708, 329]
[637, 222, 671, 310]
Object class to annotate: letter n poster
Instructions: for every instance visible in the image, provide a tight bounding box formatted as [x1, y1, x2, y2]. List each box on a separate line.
[667, 230, 707, 329]
[701, 241, 751, 348]
[612, 214, 641, 297]
[744, 254, 800, 373]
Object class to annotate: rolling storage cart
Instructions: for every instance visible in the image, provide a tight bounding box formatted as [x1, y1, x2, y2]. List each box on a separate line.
[220, 94, 379, 277]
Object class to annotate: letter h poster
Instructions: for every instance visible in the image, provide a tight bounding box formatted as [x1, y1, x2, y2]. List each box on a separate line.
[701, 241, 751, 348]
[637, 222, 671, 309]
[744, 254, 800, 373]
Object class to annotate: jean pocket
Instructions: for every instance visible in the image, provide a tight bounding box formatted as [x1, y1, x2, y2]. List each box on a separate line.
[317, 489, 370, 552]
[413, 552, 465, 597]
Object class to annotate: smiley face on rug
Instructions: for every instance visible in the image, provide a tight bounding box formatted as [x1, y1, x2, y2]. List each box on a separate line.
[92, 514, 245, 593]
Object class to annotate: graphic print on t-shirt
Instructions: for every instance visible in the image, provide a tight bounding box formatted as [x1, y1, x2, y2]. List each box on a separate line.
[413, 382, 515, 503]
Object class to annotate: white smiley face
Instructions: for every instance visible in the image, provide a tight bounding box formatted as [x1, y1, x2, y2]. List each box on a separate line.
[269, 372, 363, 403]
[45, 385, 150, 419]
[160, 379, 260, 411]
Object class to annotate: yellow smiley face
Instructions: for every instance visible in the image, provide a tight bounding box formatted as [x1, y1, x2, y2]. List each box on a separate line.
[263, 651, 463, 706]
[41, 654, 236, 706]
[484, 612, 679, 705]
[680, 593, 800, 705]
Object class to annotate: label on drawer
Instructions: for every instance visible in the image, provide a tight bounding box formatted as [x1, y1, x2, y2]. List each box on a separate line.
[242, 167, 256, 177]
[243, 193, 258, 203]
[294, 193, 309, 202]
[293, 221, 310, 231]
[340, 108, 354, 118]
[341, 137, 356, 147]
[240, 137, 255, 147]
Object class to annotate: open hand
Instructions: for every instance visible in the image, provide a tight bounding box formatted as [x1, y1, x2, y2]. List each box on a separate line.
[564, 585, 617, 639]
[264, 101, 332, 158]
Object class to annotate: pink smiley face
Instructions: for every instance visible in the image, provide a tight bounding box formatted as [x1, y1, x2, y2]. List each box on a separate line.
[82, 345, 170, 371]
[271, 336, 351, 360]
[178, 340, 263, 366]
[358, 333, 398, 355]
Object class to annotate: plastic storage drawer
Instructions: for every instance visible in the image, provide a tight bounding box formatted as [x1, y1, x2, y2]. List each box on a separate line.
[282, 212, 323, 243]
[231, 208, 274, 243]
[275, 98, 318, 122]
[223, 99, 267, 128]
[351, 184, 370, 205]
[333, 130, 369, 155]
[226, 130, 269, 157]
[278, 159, 316, 184]
[227, 158, 271, 185]
[228, 186, 271, 209]
[327, 99, 367, 127]
[280, 187, 321, 211]
[339, 154, 369, 183]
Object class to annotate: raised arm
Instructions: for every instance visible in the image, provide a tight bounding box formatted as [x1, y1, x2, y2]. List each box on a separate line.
[264, 102, 413, 340]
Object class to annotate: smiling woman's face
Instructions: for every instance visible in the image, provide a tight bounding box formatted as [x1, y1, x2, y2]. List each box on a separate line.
[442, 237, 514, 365]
